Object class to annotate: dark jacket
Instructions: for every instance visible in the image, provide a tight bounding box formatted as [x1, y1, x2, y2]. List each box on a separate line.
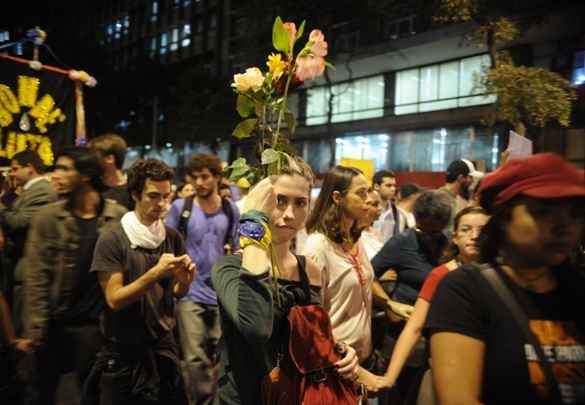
[23, 198, 126, 342]
[0, 178, 57, 261]
[371, 228, 447, 305]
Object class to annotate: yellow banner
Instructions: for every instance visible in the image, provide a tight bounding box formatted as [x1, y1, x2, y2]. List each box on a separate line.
[340, 157, 375, 185]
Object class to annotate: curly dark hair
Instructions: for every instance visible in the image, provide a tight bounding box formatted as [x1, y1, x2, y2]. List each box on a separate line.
[306, 165, 363, 244]
[127, 159, 174, 198]
[187, 153, 223, 177]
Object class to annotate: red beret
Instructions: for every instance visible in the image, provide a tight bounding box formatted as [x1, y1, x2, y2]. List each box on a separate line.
[478, 153, 585, 210]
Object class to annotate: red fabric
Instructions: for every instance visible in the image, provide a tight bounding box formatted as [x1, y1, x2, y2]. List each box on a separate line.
[478, 153, 585, 210]
[261, 305, 362, 405]
[418, 264, 450, 302]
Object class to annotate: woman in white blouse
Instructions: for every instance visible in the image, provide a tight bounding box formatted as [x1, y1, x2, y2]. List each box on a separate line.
[304, 166, 374, 362]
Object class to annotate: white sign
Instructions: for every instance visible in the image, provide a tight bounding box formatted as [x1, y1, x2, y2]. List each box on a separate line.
[508, 130, 533, 158]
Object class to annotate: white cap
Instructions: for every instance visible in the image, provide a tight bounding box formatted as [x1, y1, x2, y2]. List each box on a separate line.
[461, 159, 484, 179]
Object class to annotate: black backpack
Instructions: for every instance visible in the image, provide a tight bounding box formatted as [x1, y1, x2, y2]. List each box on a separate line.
[177, 195, 235, 254]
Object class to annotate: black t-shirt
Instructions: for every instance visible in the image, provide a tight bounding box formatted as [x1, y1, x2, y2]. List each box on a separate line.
[59, 216, 103, 322]
[426, 264, 585, 404]
[103, 185, 133, 211]
[90, 222, 185, 345]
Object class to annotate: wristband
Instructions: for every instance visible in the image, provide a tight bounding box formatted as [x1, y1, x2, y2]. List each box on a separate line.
[239, 210, 272, 250]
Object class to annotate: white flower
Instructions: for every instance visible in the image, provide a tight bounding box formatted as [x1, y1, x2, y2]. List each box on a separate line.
[231, 67, 265, 93]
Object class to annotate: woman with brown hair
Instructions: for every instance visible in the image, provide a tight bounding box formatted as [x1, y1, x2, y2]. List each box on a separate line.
[303, 166, 411, 370]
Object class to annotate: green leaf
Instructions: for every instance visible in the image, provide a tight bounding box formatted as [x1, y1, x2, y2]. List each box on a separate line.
[229, 157, 247, 169]
[236, 94, 254, 118]
[229, 165, 250, 180]
[232, 118, 258, 139]
[274, 142, 298, 156]
[272, 16, 290, 54]
[266, 162, 278, 176]
[284, 110, 297, 134]
[296, 20, 306, 41]
[261, 148, 280, 165]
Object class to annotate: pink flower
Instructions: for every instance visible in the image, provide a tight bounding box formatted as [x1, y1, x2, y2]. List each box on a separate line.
[295, 56, 325, 81]
[309, 29, 328, 57]
[283, 22, 297, 51]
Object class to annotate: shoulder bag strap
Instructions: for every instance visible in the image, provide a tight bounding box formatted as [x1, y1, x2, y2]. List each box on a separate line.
[177, 195, 194, 240]
[479, 264, 563, 404]
[221, 197, 234, 253]
[294, 255, 311, 305]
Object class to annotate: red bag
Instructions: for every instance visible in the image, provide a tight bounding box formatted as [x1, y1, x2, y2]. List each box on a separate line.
[261, 305, 364, 405]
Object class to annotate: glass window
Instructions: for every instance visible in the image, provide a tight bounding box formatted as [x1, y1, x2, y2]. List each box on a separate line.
[395, 69, 418, 114]
[151, 0, 159, 22]
[420, 65, 438, 102]
[306, 87, 328, 126]
[170, 28, 179, 51]
[335, 133, 390, 171]
[297, 139, 333, 174]
[160, 32, 168, 54]
[395, 54, 494, 115]
[388, 125, 499, 172]
[182, 24, 191, 47]
[306, 76, 384, 126]
[572, 50, 585, 86]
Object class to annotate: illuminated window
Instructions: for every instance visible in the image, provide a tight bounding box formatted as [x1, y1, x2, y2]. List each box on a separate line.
[395, 54, 496, 115]
[170, 28, 179, 51]
[572, 50, 585, 86]
[306, 76, 384, 126]
[151, 1, 159, 22]
[182, 24, 191, 47]
[160, 32, 168, 54]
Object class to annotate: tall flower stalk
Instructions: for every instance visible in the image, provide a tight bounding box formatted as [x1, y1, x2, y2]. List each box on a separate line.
[227, 17, 331, 183]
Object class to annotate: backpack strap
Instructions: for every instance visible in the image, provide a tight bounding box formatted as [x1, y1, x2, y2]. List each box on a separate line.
[478, 264, 563, 404]
[221, 197, 235, 254]
[177, 194, 194, 240]
[294, 255, 311, 306]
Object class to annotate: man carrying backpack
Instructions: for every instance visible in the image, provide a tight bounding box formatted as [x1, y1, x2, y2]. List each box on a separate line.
[165, 153, 239, 405]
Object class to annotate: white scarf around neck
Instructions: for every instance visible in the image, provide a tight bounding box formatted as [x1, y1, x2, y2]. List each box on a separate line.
[121, 211, 166, 249]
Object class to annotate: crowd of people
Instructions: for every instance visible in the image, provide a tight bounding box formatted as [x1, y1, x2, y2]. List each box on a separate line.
[0, 133, 584, 405]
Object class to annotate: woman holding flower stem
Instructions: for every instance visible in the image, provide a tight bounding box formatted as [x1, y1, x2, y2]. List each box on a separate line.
[211, 157, 360, 405]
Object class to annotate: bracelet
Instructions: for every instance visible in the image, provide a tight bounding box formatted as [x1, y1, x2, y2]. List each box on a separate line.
[240, 233, 271, 251]
[239, 209, 271, 250]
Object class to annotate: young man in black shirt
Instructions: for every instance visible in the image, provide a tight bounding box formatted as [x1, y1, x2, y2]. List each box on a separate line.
[89, 158, 195, 405]
[89, 133, 133, 209]
[22, 147, 127, 404]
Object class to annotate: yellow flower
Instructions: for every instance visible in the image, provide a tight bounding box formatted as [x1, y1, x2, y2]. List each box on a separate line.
[266, 53, 287, 79]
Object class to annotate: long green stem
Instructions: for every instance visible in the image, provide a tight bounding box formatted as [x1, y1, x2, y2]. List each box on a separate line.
[273, 63, 294, 146]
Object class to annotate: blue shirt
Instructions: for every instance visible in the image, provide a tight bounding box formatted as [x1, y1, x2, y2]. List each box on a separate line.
[166, 198, 240, 305]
